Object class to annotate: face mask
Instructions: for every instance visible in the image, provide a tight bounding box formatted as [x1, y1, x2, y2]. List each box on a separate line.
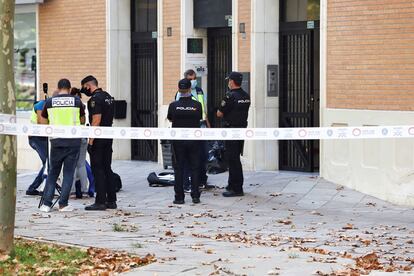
[80, 87, 93, 97]
[191, 80, 197, 89]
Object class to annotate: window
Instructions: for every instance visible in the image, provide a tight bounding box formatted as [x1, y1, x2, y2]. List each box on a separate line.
[280, 0, 320, 22]
[14, 12, 36, 110]
[187, 39, 203, 54]
[133, 0, 157, 33]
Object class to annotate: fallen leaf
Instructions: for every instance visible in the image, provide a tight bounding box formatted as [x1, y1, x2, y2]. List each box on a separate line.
[342, 223, 354, 230]
[355, 252, 382, 270]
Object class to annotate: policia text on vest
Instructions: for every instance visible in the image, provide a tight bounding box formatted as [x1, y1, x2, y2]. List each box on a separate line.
[39, 79, 85, 213]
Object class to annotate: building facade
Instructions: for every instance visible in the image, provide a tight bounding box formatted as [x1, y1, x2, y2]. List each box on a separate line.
[14, 0, 414, 206]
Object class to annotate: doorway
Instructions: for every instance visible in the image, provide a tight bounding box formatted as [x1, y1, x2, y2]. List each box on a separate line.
[131, 0, 158, 161]
[207, 28, 232, 128]
[279, 0, 320, 172]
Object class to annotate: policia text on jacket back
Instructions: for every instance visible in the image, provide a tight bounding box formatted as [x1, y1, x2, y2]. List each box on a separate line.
[168, 79, 203, 205]
[81, 75, 116, 211]
[217, 72, 251, 197]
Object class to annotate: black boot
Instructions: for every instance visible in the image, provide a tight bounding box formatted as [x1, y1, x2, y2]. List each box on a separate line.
[173, 199, 185, 205]
[106, 202, 117, 209]
[222, 191, 244, 197]
[85, 203, 107, 211]
[192, 198, 201, 204]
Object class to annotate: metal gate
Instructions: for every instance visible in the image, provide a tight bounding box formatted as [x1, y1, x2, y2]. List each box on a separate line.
[207, 28, 232, 128]
[131, 0, 158, 161]
[279, 21, 320, 172]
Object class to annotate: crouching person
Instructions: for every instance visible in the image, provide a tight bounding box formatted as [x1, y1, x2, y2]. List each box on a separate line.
[39, 79, 85, 212]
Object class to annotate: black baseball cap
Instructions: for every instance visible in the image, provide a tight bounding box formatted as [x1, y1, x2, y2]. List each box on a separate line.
[226, 71, 243, 83]
[178, 78, 191, 90]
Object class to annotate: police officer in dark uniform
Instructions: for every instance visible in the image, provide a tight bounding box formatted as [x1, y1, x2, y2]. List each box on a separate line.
[80, 75, 116, 211]
[167, 79, 203, 204]
[217, 72, 251, 197]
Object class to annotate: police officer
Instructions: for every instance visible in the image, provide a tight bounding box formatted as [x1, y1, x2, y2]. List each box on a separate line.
[176, 69, 211, 192]
[217, 72, 251, 197]
[39, 79, 85, 212]
[168, 79, 203, 204]
[81, 75, 116, 211]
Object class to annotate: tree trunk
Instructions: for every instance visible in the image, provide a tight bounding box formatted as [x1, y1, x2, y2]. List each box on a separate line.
[0, 0, 16, 255]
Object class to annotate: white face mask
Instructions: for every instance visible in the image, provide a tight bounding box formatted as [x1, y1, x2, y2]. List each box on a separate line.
[191, 80, 198, 89]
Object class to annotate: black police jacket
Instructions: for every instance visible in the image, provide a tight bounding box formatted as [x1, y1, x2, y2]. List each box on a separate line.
[167, 96, 202, 128]
[88, 88, 114, 127]
[218, 88, 251, 127]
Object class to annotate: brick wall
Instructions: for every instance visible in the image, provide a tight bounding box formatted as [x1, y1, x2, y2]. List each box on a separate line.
[163, 0, 181, 105]
[327, 0, 414, 111]
[38, 0, 106, 94]
[238, 0, 251, 72]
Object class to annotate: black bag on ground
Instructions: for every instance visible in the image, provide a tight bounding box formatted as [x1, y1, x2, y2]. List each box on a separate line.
[112, 172, 122, 192]
[147, 172, 175, 187]
[206, 141, 228, 175]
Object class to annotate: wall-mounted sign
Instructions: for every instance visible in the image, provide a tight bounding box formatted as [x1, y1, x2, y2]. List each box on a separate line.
[307, 21, 315, 29]
[194, 65, 208, 77]
[225, 15, 232, 27]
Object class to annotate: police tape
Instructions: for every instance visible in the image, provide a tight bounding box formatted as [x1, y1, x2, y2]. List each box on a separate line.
[1, 113, 414, 141]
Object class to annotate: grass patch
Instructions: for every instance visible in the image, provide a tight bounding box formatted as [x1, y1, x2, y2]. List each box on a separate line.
[0, 239, 88, 275]
[0, 238, 155, 275]
[112, 223, 139, 233]
[131, 242, 144, 249]
[113, 223, 127, 232]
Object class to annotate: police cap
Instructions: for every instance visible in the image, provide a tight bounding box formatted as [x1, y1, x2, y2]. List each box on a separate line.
[226, 71, 243, 83]
[178, 78, 191, 90]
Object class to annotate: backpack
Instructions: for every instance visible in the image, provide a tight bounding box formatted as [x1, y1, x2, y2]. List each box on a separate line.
[147, 172, 175, 187]
[113, 172, 122, 192]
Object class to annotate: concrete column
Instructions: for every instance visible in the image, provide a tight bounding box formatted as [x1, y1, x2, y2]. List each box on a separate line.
[106, 0, 131, 160]
[248, 0, 279, 171]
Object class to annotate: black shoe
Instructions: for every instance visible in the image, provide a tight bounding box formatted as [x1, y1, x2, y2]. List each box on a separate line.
[26, 190, 40, 196]
[106, 202, 117, 209]
[222, 191, 244, 197]
[85, 203, 107, 211]
[225, 186, 232, 192]
[173, 199, 185, 205]
[192, 198, 201, 204]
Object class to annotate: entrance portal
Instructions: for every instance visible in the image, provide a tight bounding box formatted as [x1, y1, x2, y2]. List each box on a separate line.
[207, 28, 232, 128]
[131, 0, 158, 161]
[279, 0, 320, 172]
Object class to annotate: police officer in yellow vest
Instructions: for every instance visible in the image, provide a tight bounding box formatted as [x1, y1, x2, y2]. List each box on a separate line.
[39, 79, 86, 213]
[175, 69, 211, 192]
[26, 97, 48, 196]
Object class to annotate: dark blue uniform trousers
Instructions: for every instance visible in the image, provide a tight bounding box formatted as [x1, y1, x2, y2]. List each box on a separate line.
[172, 140, 201, 200]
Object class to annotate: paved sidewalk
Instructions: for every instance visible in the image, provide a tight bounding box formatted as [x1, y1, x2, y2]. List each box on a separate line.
[15, 161, 414, 275]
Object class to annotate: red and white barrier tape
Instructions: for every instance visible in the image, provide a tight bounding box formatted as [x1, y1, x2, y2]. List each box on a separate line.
[0, 113, 413, 140]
